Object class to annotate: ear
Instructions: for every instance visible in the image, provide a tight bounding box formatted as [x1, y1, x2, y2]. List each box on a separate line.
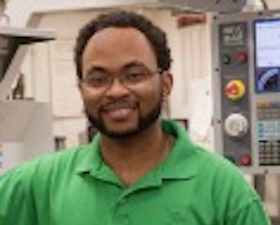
[161, 72, 173, 101]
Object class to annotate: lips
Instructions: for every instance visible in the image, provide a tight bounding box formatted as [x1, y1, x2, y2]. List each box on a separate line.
[100, 101, 137, 120]
[106, 107, 134, 120]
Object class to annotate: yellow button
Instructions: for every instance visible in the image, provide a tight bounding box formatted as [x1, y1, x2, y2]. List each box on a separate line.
[225, 80, 246, 100]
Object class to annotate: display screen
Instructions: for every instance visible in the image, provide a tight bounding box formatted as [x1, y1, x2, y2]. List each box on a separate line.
[254, 19, 280, 93]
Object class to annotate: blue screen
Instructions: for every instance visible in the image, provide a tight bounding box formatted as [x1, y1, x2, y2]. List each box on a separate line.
[255, 19, 280, 93]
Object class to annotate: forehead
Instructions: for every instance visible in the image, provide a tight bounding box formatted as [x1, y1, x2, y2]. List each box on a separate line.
[82, 27, 157, 73]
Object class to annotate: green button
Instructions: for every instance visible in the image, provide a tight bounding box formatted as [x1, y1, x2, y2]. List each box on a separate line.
[222, 54, 231, 64]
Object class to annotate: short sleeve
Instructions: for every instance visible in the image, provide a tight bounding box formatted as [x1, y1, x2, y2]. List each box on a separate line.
[0, 165, 37, 225]
[225, 198, 271, 225]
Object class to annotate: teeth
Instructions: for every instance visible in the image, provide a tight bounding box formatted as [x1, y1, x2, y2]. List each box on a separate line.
[102, 102, 136, 111]
[107, 108, 133, 120]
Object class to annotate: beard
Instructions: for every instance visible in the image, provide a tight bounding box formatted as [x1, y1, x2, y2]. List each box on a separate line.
[86, 98, 162, 140]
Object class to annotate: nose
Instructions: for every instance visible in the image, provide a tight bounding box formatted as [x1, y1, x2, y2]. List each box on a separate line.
[104, 77, 130, 98]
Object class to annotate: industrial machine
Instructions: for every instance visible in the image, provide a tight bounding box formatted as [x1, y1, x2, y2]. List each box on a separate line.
[140, 0, 247, 12]
[212, 10, 280, 174]
[211, 10, 280, 223]
[0, 27, 55, 175]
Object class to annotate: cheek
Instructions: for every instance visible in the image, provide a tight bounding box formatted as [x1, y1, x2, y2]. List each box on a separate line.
[80, 90, 103, 114]
[138, 86, 162, 112]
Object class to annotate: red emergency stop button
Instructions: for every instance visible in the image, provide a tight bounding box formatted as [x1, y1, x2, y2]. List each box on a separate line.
[225, 80, 246, 100]
[236, 52, 247, 64]
[240, 155, 251, 166]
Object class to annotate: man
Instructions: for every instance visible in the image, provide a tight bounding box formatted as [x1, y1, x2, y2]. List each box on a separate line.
[0, 11, 271, 225]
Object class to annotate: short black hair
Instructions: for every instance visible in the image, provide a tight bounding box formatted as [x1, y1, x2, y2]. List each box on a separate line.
[74, 10, 172, 79]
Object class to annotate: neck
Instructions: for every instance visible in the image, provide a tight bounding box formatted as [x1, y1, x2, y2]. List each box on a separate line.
[100, 121, 173, 186]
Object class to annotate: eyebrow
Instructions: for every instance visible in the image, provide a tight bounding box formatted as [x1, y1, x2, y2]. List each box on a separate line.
[85, 60, 149, 76]
[122, 61, 148, 70]
[85, 66, 107, 76]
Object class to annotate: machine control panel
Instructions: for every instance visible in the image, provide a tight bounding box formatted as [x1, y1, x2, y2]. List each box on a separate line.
[257, 102, 280, 165]
[217, 20, 252, 166]
[212, 10, 280, 172]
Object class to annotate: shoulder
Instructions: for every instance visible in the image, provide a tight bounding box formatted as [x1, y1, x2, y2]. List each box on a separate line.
[194, 145, 245, 179]
[195, 146, 253, 194]
[0, 144, 91, 186]
[193, 146, 263, 216]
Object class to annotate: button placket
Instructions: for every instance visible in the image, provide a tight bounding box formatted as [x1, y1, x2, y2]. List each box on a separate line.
[112, 197, 131, 225]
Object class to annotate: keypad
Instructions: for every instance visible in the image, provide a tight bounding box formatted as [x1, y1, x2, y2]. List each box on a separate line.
[257, 102, 280, 165]
[259, 141, 280, 165]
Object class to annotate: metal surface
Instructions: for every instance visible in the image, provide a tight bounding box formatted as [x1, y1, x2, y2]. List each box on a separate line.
[158, 0, 246, 12]
[0, 26, 54, 42]
[211, 10, 280, 222]
[0, 101, 54, 174]
[0, 27, 55, 100]
[129, 0, 246, 12]
[211, 10, 280, 173]
[0, 27, 55, 174]
[99, 0, 247, 12]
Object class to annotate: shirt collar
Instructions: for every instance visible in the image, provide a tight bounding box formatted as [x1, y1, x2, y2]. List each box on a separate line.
[158, 119, 198, 180]
[75, 119, 198, 184]
[75, 133, 102, 175]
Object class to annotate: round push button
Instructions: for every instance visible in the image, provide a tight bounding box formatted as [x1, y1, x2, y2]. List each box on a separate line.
[240, 155, 251, 166]
[225, 80, 246, 100]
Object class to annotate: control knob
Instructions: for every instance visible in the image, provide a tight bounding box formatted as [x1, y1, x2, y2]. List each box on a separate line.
[224, 113, 249, 138]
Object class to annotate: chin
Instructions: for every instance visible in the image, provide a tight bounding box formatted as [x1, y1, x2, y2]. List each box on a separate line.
[104, 128, 141, 139]
[87, 100, 162, 140]
[103, 123, 140, 139]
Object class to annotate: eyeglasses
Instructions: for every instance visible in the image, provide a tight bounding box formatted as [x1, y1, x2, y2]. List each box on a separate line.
[80, 65, 162, 91]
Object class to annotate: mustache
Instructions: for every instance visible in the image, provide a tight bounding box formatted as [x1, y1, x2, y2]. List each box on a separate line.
[100, 100, 138, 111]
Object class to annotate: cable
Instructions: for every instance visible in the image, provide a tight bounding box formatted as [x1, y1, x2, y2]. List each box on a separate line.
[261, 0, 268, 10]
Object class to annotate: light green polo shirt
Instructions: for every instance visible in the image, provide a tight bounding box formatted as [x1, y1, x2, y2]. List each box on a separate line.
[0, 120, 271, 225]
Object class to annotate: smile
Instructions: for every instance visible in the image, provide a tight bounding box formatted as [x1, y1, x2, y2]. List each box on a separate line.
[104, 107, 135, 120]
[101, 101, 138, 120]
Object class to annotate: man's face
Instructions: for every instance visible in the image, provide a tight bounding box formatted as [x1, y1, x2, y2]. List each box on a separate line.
[80, 27, 172, 139]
